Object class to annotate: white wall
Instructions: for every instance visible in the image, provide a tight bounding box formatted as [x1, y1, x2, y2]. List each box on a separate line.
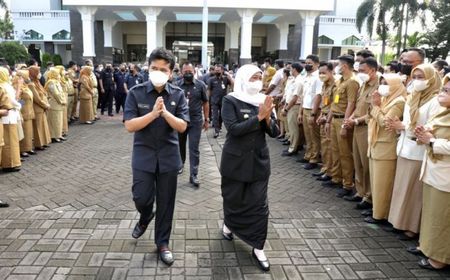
[11, 0, 51, 11]
[112, 22, 123, 49]
[334, 0, 364, 18]
[12, 14, 70, 42]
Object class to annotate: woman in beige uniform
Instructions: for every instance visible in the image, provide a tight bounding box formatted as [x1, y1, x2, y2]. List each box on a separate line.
[14, 70, 36, 157]
[78, 67, 94, 124]
[0, 67, 21, 172]
[29, 66, 51, 150]
[366, 74, 406, 224]
[45, 68, 66, 143]
[55, 65, 69, 138]
[413, 78, 450, 270]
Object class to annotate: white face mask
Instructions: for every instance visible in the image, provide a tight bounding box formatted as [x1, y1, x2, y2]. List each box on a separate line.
[357, 73, 370, 83]
[354, 62, 360, 71]
[334, 66, 342, 75]
[413, 79, 429, 92]
[37, 73, 42, 80]
[149, 70, 169, 87]
[378, 85, 390, 97]
[244, 80, 263, 96]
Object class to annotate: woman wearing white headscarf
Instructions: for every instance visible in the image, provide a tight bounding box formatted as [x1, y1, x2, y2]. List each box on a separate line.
[220, 64, 279, 272]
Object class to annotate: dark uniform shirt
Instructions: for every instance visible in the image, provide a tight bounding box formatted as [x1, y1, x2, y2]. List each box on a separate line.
[177, 79, 208, 123]
[208, 75, 231, 104]
[125, 72, 144, 91]
[114, 71, 127, 94]
[100, 69, 115, 90]
[123, 82, 190, 173]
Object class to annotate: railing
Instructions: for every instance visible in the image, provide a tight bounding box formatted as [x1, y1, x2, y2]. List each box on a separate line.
[11, 10, 70, 19]
[320, 16, 357, 24]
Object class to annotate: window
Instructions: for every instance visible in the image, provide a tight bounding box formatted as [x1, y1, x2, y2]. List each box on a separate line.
[52, 30, 70, 40]
[24, 30, 44, 40]
[342, 35, 362, 46]
[318, 35, 334, 45]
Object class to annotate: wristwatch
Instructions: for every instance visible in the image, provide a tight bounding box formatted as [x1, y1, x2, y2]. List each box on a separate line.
[429, 138, 436, 148]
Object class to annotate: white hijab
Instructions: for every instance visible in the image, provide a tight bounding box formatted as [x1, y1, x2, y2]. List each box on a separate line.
[228, 64, 266, 107]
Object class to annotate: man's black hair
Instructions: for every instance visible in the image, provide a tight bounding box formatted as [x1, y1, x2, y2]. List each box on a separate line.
[408, 47, 426, 62]
[275, 59, 284, 68]
[68, 61, 77, 68]
[306, 54, 320, 64]
[291, 62, 304, 73]
[337, 55, 354, 68]
[434, 60, 449, 71]
[360, 57, 378, 70]
[319, 61, 334, 72]
[148, 47, 176, 70]
[356, 49, 374, 59]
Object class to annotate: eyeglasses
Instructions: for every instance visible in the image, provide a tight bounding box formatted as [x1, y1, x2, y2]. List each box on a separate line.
[441, 87, 450, 94]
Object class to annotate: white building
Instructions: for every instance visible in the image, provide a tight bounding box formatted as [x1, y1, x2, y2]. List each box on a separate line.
[10, 0, 369, 65]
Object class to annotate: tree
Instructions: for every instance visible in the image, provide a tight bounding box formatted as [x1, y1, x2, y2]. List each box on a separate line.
[356, 0, 389, 63]
[406, 31, 425, 47]
[0, 41, 30, 66]
[0, 10, 14, 40]
[422, 0, 450, 61]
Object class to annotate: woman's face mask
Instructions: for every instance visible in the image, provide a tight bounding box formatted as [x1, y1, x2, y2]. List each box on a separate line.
[378, 84, 390, 97]
[244, 80, 263, 95]
[412, 79, 429, 92]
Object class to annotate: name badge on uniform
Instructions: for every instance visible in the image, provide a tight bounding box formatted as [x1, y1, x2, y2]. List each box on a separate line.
[138, 103, 150, 109]
[240, 109, 251, 113]
[135, 80, 139, 85]
[221, 82, 226, 90]
[243, 114, 249, 119]
[170, 101, 176, 106]
[334, 94, 340, 103]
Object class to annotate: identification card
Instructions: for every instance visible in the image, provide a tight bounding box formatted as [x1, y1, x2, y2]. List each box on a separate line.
[323, 96, 329, 106]
[334, 94, 340, 104]
[221, 83, 226, 90]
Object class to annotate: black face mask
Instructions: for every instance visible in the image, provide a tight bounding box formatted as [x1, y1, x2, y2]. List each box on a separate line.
[305, 64, 314, 72]
[215, 72, 221, 77]
[183, 73, 194, 83]
[400, 64, 413, 76]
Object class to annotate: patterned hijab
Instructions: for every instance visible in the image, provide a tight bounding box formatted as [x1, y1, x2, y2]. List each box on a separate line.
[12, 70, 30, 92]
[79, 66, 93, 89]
[44, 68, 61, 92]
[408, 64, 442, 128]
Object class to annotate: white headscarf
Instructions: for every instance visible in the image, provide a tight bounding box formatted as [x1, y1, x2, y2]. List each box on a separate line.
[228, 64, 266, 107]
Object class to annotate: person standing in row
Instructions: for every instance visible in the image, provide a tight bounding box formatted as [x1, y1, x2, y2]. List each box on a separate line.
[67, 61, 79, 121]
[208, 64, 234, 138]
[100, 63, 115, 116]
[55, 66, 69, 138]
[366, 74, 406, 224]
[78, 67, 95, 125]
[14, 70, 35, 157]
[0, 70, 14, 181]
[343, 58, 379, 210]
[45, 68, 66, 143]
[177, 61, 209, 186]
[124, 64, 144, 94]
[28, 66, 51, 150]
[124, 48, 189, 266]
[114, 64, 128, 114]
[0, 67, 21, 172]
[220, 64, 279, 272]
[324, 55, 359, 197]
[85, 60, 99, 121]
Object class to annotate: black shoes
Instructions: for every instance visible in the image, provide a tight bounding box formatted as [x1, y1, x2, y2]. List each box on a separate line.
[303, 163, 318, 170]
[213, 131, 219, 138]
[355, 201, 372, 210]
[190, 175, 200, 187]
[222, 230, 233, 241]
[0, 200, 9, 207]
[322, 181, 342, 188]
[407, 246, 424, 257]
[2, 167, 20, 173]
[20, 152, 29, 158]
[343, 195, 362, 202]
[282, 140, 291, 146]
[51, 138, 61, 143]
[312, 171, 325, 177]
[364, 216, 389, 225]
[27, 150, 36, 155]
[281, 150, 297, 157]
[296, 158, 309, 163]
[317, 175, 332, 181]
[336, 188, 353, 198]
[417, 258, 448, 270]
[131, 213, 155, 239]
[158, 245, 174, 266]
[178, 165, 184, 175]
[361, 209, 373, 216]
[252, 249, 270, 272]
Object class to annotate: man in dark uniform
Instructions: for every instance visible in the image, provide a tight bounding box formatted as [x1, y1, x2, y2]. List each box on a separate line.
[114, 63, 127, 114]
[124, 64, 144, 93]
[123, 48, 189, 266]
[177, 61, 209, 185]
[207, 64, 234, 138]
[99, 63, 115, 116]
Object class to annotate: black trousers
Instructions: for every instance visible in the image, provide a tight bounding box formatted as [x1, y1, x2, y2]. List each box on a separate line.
[212, 102, 223, 133]
[178, 121, 202, 176]
[132, 168, 178, 246]
[115, 91, 126, 113]
[101, 88, 114, 115]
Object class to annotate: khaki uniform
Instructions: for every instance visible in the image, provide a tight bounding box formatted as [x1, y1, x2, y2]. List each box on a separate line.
[67, 69, 79, 118]
[79, 76, 94, 123]
[66, 78, 75, 121]
[0, 87, 13, 164]
[29, 83, 51, 148]
[368, 97, 405, 220]
[330, 74, 359, 188]
[352, 79, 378, 202]
[19, 86, 35, 152]
[90, 72, 98, 118]
[319, 80, 335, 175]
[60, 81, 69, 135]
[47, 81, 66, 139]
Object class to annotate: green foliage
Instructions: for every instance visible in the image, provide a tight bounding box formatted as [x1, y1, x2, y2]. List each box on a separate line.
[422, 0, 450, 61]
[41, 53, 63, 67]
[52, 54, 62, 65]
[0, 41, 30, 66]
[0, 10, 14, 39]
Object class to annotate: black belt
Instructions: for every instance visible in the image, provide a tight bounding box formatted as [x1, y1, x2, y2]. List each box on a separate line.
[332, 114, 345, 118]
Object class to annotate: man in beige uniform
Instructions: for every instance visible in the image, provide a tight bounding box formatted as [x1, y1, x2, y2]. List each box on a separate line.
[315, 62, 335, 182]
[343, 58, 379, 210]
[67, 61, 79, 121]
[324, 55, 359, 198]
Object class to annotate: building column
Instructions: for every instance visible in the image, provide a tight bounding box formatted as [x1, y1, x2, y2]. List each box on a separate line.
[103, 19, 116, 62]
[225, 21, 240, 65]
[141, 7, 161, 58]
[156, 20, 167, 49]
[276, 22, 289, 59]
[78, 6, 97, 59]
[299, 11, 319, 59]
[238, 9, 257, 65]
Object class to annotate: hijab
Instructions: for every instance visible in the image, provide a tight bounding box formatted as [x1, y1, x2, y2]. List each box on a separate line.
[408, 64, 442, 128]
[28, 66, 46, 93]
[426, 107, 450, 162]
[79, 66, 93, 89]
[44, 67, 61, 92]
[12, 70, 30, 92]
[228, 64, 266, 107]
[55, 65, 68, 86]
[0, 66, 10, 86]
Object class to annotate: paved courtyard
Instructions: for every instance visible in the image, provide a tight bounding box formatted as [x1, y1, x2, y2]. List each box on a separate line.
[0, 115, 449, 280]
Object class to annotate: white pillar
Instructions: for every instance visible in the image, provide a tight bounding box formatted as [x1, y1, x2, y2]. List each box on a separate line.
[201, 0, 208, 68]
[103, 19, 116, 48]
[275, 22, 289, 50]
[156, 20, 167, 49]
[299, 11, 319, 59]
[78, 6, 97, 58]
[226, 21, 240, 49]
[141, 7, 161, 58]
[238, 9, 257, 62]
